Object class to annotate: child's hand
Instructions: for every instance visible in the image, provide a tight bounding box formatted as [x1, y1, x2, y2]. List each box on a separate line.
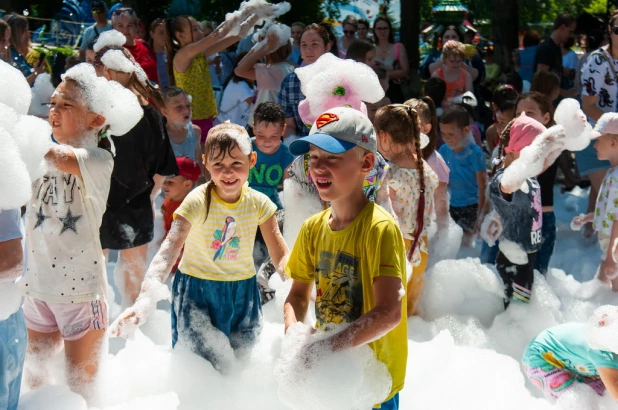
[109, 305, 144, 339]
[598, 259, 617, 287]
[571, 213, 594, 231]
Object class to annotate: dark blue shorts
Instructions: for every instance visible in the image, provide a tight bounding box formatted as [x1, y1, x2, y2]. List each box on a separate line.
[171, 271, 262, 370]
[378, 393, 399, 410]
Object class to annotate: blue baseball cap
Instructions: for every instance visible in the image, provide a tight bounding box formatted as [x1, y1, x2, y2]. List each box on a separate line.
[289, 107, 376, 156]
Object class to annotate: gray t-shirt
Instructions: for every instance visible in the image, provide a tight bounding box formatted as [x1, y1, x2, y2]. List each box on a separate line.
[490, 168, 543, 252]
[80, 22, 112, 50]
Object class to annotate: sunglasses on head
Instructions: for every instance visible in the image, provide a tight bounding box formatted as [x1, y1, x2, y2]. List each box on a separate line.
[344, 30, 355, 34]
[611, 26, 618, 35]
[112, 7, 135, 16]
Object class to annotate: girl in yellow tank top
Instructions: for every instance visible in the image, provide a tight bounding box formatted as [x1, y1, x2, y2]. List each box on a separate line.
[166, 14, 258, 144]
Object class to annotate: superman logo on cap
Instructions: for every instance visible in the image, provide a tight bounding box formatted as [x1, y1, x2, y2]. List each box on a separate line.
[316, 113, 339, 129]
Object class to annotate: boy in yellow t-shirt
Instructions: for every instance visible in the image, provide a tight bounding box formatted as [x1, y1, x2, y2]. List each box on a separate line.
[284, 107, 408, 409]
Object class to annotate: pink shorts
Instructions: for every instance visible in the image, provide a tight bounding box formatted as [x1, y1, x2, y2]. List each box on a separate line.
[192, 117, 214, 144]
[23, 297, 108, 341]
[524, 364, 606, 399]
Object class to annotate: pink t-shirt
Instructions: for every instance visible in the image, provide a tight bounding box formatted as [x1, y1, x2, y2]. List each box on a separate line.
[426, 151, 450, 183]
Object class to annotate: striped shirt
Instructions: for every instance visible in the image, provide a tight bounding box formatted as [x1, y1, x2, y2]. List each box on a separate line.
[174, 184, 276, 281]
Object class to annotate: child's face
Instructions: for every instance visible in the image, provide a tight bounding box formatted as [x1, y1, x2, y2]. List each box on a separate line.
[162, 94, 192, 126]
[516, 99, 550, 126]
[301, 29, 330, 65]
[162, 176, 192, 202]
[49, 81, 102, 143]
[364, 48, 376, 68]
[253, 121, 285, 155]
[150, 24, 166, 48]
[495, 109, 515, 135]
[205, 145, 257, 202]
[439, 122, 467, 149]
[594, 134, 617, 161]
[85, 49, 96, 66]
[444, 55, 463, 69]
[103, 67, 131, 87]
[308, 145, 373, 202]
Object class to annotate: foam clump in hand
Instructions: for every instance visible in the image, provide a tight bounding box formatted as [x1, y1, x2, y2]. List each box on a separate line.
[94, 29, 127, 52]
[62, 63, 143, 136]
[29, 73, 56, 117]
[225, 0, 291, 27]
[418, 258, 505, 327]
[586, 305, 618, 354]
[275, 322, 392, 410]
[253, 22, 291, 50]
[0, 127, 32, 210]
[10, 115, 52, 181]
[553, 98, 592, 152]
[0, 59, 32, 115]
[296, 53, 384, 126]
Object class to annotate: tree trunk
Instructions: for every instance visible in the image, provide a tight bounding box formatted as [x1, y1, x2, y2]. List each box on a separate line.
[492, 0, 519, 72]
[400, 0, 421, 98]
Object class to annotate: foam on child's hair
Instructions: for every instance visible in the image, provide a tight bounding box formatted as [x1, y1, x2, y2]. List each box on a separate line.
[94, 29, 127, 53]
[227, 129, 252, 155]
[62, 63, 143, 136]
[101, 49, 150, 86]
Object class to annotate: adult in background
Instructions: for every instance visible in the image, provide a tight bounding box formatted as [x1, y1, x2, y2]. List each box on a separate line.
[4, 13, 47, 85]
[575, 28, 606, 100]
[357, 18, 371, 42]
[515, 30, 541, 85]
[277, 23, 332, 139]
[112, 7, 158, 83]
[0, 208, 27, 410]
[561, 36, 578, 92]
[534, 13, 576, 93]
[420, 25, 480, 84]
[0, 19, 10, 61]
[289, 22, 305, 66]
[149, 18, 169, 88]
[79, 0, 111, 61]
[578, 11, 618, 238]
[337, 15, 357, 58]
[373, 16, 409, 103]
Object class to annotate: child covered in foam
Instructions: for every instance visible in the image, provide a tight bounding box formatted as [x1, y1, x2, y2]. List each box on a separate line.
[19, 63, 142, 400]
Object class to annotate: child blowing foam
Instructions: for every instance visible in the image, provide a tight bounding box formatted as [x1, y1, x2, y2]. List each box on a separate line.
[20, 63, 142, 399]
[374, 104, 438, 317]
[111, 123, 289, 372]
[284, 107, 408, 409]
[439, 105, 487, 247]
[572, 113, 618, 290]
[161, 156, 202, 274]
[249, 102, 295, 210]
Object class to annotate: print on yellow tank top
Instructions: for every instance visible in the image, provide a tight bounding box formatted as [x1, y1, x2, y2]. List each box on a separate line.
[174, 53, 218, 120]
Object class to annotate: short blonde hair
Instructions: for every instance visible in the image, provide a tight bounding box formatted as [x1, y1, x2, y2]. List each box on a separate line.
[442, 40, 465, 60]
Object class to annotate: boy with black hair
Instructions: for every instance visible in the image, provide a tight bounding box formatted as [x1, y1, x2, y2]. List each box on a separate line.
[439, 105, 488, 246]
[249, 102, 295, 210]
[284, 106, 407, 409]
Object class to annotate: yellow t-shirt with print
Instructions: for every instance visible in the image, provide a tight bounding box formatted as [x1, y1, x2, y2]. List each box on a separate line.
[174, 184, 276, 281]
[285, 201, 408, 403]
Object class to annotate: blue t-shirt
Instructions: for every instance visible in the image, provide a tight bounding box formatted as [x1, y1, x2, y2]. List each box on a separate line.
[438, 142, 486, 207]
[0, 209, 22, 242]
[523, 323, 618, 376]
[248, 140, 295, 209]
[80, 23, 112, 50]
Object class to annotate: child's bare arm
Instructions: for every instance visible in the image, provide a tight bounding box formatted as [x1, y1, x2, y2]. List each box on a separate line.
[284, 281, 313, 332]
[110, 216, 191, 337]
[598, 367, 618, 402]
[45, 145, 81, 176]
[571, 213, 594, 230]
[316, 276, 403, 350]
[476, 170, 487, 230]
[434, 182, 449, 229]
[260, 213, 290, 279]
[601, 220, 618, 287]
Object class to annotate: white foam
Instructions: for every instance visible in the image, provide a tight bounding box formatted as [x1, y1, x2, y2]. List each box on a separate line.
[29, 73, 56, 117]
[94, 30, 127, 53]
[10, 115, 52, 181]
[0, 59, 32, 115]
[0, 126, 32, 210]
[498, 239, 529, 265]
[100, 49, 149, 87]
[225, 0, 291, 27]
[253, 22, 291, 50]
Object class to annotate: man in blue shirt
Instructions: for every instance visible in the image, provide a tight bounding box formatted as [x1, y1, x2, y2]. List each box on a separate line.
[79, 1, 111, 61]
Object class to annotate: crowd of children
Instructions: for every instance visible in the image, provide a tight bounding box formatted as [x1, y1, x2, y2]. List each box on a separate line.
[5, 5, 618, 409]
